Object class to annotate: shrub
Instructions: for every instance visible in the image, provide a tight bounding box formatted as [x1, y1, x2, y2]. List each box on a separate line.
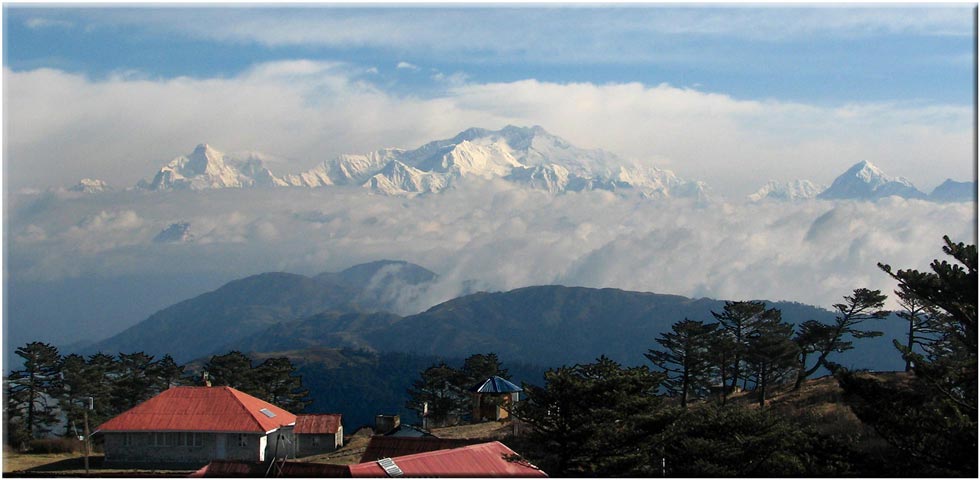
[28, 437, 82, 454]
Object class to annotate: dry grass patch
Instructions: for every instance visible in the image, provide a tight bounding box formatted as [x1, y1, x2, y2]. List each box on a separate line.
[430, 420, 514, 440]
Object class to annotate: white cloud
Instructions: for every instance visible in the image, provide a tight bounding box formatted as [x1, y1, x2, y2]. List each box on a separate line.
[396, 61, 420, 71]
[64, 8, 973, 60]
[24, 17, 73, 29]
[4, 63, 972, 197]
[5, 185, 974, 316]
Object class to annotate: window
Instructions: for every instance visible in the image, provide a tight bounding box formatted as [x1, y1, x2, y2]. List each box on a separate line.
[259, 408, 276, 418]
[238, 434, 248, 447]
[121, 433, 132, 446]
[312, 436, 320, 447]
[176, 432, 203, 447]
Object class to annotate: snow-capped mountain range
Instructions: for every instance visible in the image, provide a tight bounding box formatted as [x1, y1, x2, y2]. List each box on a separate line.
[134, 126, 708, 199]
[748, 180, 826, 202]
[66, 125, 972, 203]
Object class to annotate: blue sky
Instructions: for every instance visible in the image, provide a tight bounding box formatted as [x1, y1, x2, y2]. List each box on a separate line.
[5, 6, 974, 103]
[3, 5, 976, 194]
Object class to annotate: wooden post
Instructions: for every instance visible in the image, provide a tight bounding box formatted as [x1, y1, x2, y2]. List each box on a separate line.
[83, 396, 92, 476]
[83, 409, 90, 475]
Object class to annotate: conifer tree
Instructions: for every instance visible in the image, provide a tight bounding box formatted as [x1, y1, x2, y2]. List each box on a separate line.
[6, 342, 62, 442]
[57, 353, 100, 439]
[85, 353, 118, 424]
[460, 352, 510, 388]
[744, 316, 798, 406]
[148, 354, 187, 394]
[513, 356, 671, 476]
[645, 319, 718, 408]
[111, 352, 156, 412]
[837, 236, 977, 476]
[793, 288, 888, 390]
[405, 362, 467, 426]
[711, 301, 779, 391]
[253, 357, 311, 412]
[206, 351, 257, 393]
[892, 282, 938, 372]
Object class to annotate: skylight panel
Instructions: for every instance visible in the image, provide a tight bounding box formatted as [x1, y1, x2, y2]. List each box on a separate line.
[259, 408, 276, 418]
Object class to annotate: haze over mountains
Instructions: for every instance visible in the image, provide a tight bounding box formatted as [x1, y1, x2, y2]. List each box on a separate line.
[76, 260, 906, 373]
[62, 126, 971, 202]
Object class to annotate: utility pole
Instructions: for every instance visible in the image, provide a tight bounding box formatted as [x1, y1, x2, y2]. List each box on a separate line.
[83, 397, 93, 476]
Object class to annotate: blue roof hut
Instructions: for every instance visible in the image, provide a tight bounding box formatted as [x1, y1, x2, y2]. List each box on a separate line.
[469, 376, 522, 423]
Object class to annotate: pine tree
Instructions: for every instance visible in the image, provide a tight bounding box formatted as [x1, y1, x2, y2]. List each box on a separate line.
[206, 351, 257, 393]
[460, 353, 510, 388]
[513, 356, 671, 476]
[253, 357, 311, 412]
[744, 315, 798, 407]
[893, 283, 938, 372]
[711, 301, 779, 391]
[662, 404, 852, 476]
[793, 289, 888, 390]
[645, 319, 718, 408]
[57, 353, 100, 439]
[85, 353, 118, 424]
[837, 236, 977, 476]
[147, 354, 187, 394]
[111, 352, 156, 413]
[6, 342, 62, 442]
[405, 362, 467, 427]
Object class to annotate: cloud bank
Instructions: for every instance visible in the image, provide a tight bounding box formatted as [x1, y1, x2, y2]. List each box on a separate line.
[4, 62, 972, 197]
[8, 184, 974, 321]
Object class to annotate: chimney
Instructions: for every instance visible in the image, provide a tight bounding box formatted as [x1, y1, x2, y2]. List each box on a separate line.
[375, 414, 400, 434]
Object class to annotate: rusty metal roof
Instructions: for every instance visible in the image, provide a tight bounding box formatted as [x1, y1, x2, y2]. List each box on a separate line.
[359, 436, 485, 463]
[348, 441, 547, 477]
[95, 386, 296, 434]
[294, 414, 342, 434]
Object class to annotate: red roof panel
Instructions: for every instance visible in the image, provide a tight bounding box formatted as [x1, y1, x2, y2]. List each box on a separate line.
[95, 386, 297, 434]
[359, 436, 485, 463]
[348, 441, 547, 477]
[294, 414, 342, 434]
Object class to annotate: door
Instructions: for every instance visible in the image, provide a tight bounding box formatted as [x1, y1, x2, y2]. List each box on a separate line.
[215, 434, 226, 459]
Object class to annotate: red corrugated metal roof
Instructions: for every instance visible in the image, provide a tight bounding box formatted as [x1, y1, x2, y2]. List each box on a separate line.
[348, 441, 547, 477]
[95, 386, 296, 434]
[294, 414, 342, 434]
[359, 436, 485, 463]
[189, 459, 351, 477]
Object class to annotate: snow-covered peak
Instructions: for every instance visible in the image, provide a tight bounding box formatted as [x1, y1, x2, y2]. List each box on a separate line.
[748, 179, 824, 202]
[819, 160, 925, 200]
[69, 178, 112, 193]
[138, 144, 286, 191]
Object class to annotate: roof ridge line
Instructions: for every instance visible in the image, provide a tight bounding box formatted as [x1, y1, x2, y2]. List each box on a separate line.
[224, 386, 271, 433]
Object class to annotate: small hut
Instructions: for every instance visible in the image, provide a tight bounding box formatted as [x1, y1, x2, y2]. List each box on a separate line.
[469, 376, 523, 423]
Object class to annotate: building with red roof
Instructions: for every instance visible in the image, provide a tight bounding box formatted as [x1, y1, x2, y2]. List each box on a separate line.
[348, 441, 547, 477]
[294, 413, 344, 456]
[95, 386, 298, 465]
